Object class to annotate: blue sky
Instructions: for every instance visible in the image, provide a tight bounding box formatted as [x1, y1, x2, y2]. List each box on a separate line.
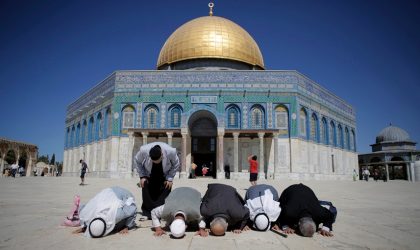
[1, 0, 419, 162]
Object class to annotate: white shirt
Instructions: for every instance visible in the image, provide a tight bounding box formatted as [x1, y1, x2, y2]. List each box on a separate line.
[151, 205, 206, 229]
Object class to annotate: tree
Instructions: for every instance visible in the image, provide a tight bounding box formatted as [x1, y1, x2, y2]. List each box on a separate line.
[37, 154, 49, 164]
[50, 154, 56, 165]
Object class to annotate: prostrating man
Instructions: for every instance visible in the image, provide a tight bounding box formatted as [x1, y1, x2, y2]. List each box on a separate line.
[151, 187, 207, 238]
[273, 183, 337, 237]
[200, 183, 250, 236]
[72, 186, 137, 238]
[244, 184, 281, 231]
[134, 142, 180, 218]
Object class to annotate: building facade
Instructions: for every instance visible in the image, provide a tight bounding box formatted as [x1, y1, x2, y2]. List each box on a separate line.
[63, 7, 358, 180]
[0, 137, 38, 176]
[359, 125, 420, 181]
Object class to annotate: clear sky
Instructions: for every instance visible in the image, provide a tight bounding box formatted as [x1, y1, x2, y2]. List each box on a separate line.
[1, 0, 419, 162]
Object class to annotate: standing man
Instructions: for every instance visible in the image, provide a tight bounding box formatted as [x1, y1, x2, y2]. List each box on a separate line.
[11, 162, 18, 178]
[150, 187, 207, 238]
[134, 142, 180, 219]
[274, 183, 337, 237]
[248, 155, 258, 186]
[79, 159, 89, 185]
[244, 184, 281, 231]
[200, 183, 250, 236]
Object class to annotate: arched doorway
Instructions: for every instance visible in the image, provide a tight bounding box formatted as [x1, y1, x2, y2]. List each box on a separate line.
[389, 156, 407, 180]
[4, 150, 16, 176]
[188, 110, 217, 178]
[18, 151, 28, 176]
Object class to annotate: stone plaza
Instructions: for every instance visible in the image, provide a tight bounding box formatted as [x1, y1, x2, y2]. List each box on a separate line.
[1, 177, 419, 250]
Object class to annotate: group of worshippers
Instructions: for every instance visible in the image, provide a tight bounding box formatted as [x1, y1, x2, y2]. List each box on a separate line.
[62, 142, 337, 239]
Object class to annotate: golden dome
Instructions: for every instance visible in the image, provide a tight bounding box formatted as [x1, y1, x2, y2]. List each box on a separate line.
[157, 16, 264, 69]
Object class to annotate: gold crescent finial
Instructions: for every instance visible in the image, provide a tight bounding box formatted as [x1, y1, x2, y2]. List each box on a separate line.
[208, 2, 214, 16]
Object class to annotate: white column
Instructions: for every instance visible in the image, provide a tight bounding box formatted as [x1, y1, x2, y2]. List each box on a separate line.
[0, 152, 5, 177]
[217, 128, 225, 179]
[26, 154, 33, 177]
[127, 132, 135, 177]
[233, 132, 239, 179]
[166, 132, 173, 146]
[410, 162, 415, 182]
[109, 137, 120, 178]
[273, 132, 279, 179]
[142, 132, 148, 145]
[406, 164, 411, 182]
[180, 131, 188, 179]
[100, 142, 106, 175]
[258, 132, 265, 180]
[385, 164, 389, 181]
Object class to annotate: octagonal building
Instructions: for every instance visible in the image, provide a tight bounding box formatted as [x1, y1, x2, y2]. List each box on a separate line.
[63, 6, 358, 180]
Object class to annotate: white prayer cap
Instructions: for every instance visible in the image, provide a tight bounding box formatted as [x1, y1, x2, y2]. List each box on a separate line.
[89, 218, 106, 238]
[254, 213, 270, 231]
[170, 218, 186, 238]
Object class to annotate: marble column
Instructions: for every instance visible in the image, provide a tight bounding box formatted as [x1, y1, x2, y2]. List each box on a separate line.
[258, 132, 265, 180]
[217, 128, 225, 179]
[0, 152, 5, 177]
[180, 131, 188, 179]
[26, 154, 33, 177]
[233, 132, 239, 179]
[406, 164, 411, 182]
[127, 132, 135, 176]
[166, 132, 173, 146]
[141, 132, 148, 145]
[273, 132, 279, 179]
[385, 164, 389, 181]
[410, 162, 415, 182]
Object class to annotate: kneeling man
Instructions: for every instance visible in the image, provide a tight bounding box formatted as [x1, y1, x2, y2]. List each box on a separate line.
[72, 186, 137, 238]
[200, 183, 249, 236]
[151, 187, 207, 238]
[274, 183, 337, 237]
[245, 184, 281, 231]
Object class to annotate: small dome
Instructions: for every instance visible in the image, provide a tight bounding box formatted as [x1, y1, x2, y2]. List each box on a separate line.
[376, 125, 411, 143]
[157, 16, 264, 69]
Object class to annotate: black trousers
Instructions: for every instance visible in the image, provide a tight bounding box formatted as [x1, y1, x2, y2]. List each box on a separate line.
[141, 180, 171, 217]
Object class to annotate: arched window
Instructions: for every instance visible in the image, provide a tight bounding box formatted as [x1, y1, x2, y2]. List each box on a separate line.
[71, 126, 75, 147]
[95, 112, 103, 140]
[80, 120, 86, 145]
[104, 108, 112, 138]
[76, 123, 81, 146]
[310, 113, 319, 142]
[299, 108, 308, 138]
[144, 105, 158, 128]
[275, 105, 288, 130]
[66, 128, 70, 148]
[83, 120, 88, 144]
[321, 117, 328, 144]
[250, 105, 265, 129]
[88, 116, 94, 143]
[169, 105, 182, 128]
[351, 129, 356, 151]
[329, 121, 336, 146]
[345, 127, 350, 150]
[338, 125, 344, 148]
[226, 105, 240, 128]
[122, 105, 135, 129]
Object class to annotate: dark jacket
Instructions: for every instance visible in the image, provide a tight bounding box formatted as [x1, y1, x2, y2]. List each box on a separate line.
[200, 183, 249, 230]
[277, 183, 336, 231]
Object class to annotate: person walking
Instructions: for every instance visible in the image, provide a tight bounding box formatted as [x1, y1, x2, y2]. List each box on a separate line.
[79, 160, 89, 185]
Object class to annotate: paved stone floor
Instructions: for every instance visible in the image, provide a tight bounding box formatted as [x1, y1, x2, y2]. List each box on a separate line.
[1, 177, 420, 250]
